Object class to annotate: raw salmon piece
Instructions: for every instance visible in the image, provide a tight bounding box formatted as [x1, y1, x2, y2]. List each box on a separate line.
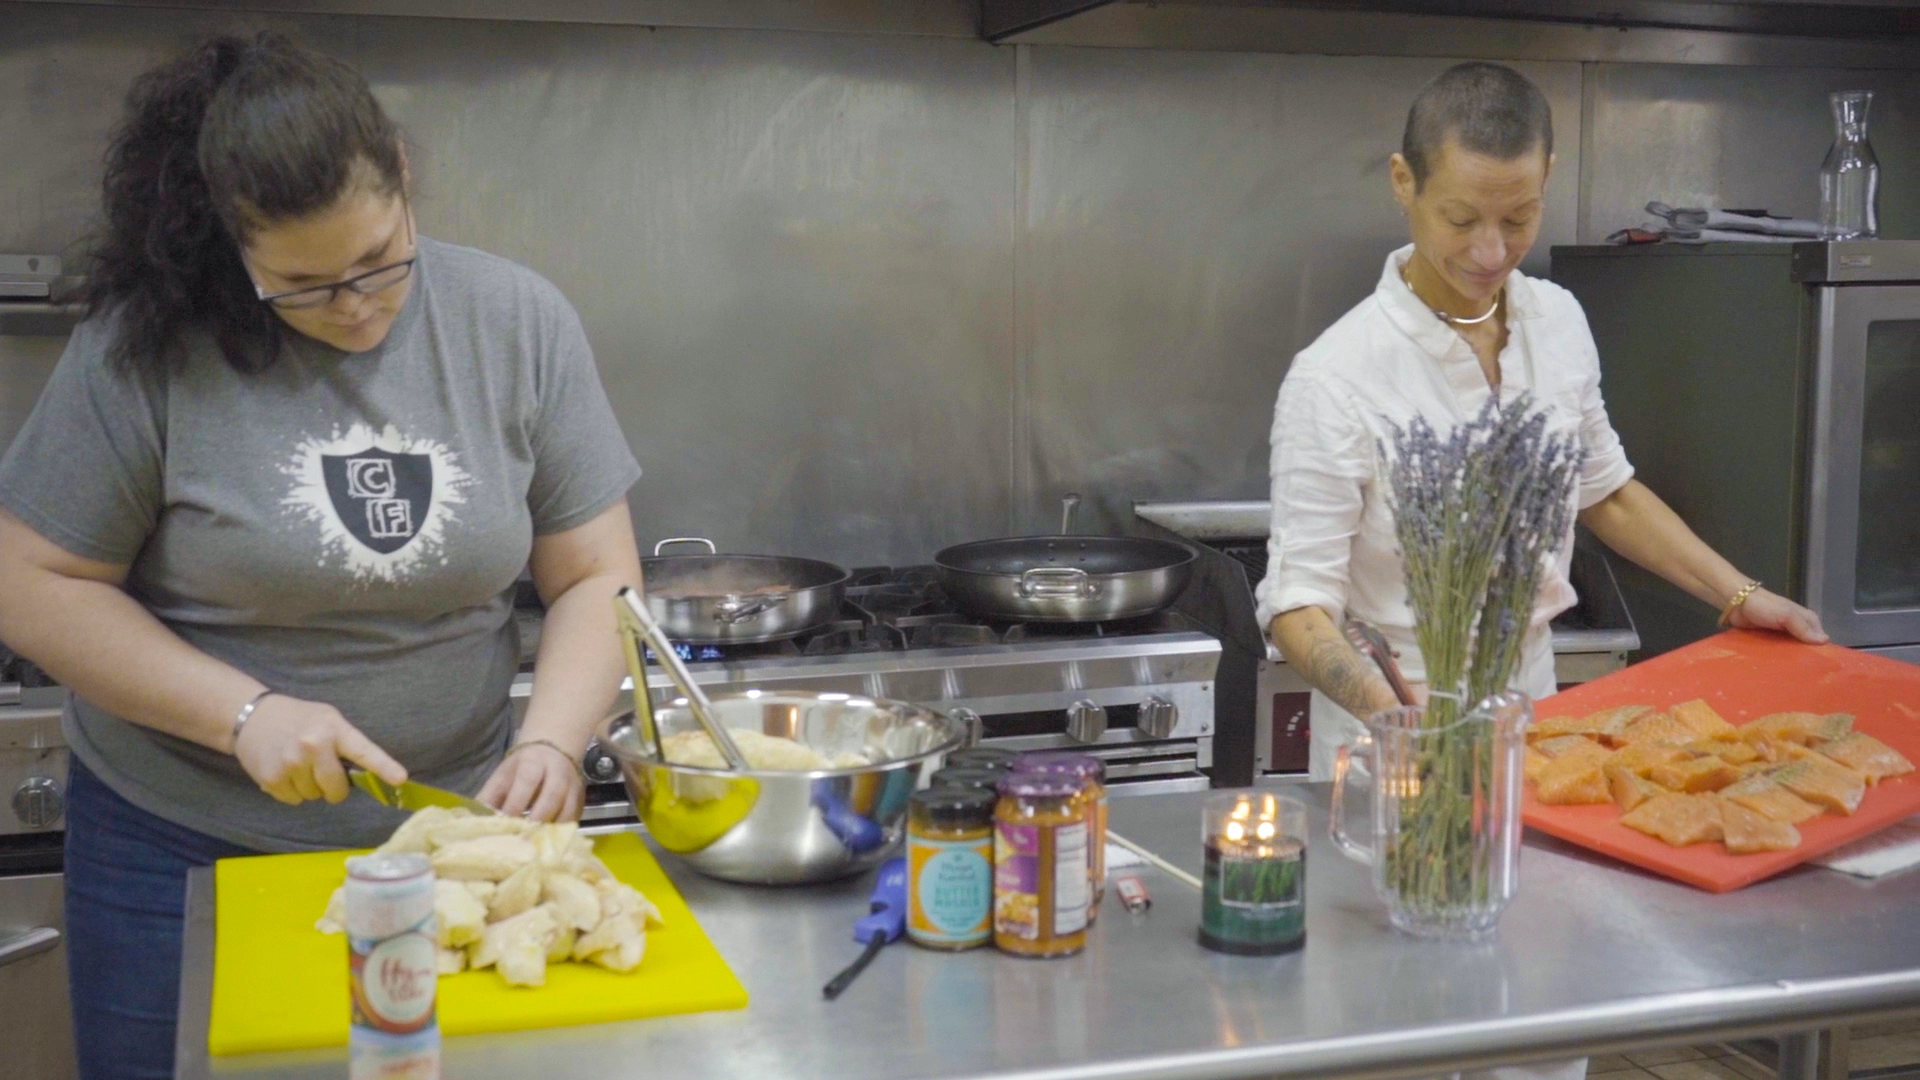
[1717, 797, 1802, 854]
[1537, 755, 1610, 805]
[1620, 792, 1725, 847]
[1720, 775, 1824, 824]
[1671, 699, 1738, 739]
[1619, 711, 1698, 747]
[1742, 712, 1854, 746]
[1604, 743, 1692, 777]
[1524, 748, 1552, 783]
[1606, 765, 1665, 813]
[1815, 733, 1915, 783]
[1535, 734, 1606, 760]
[1649, 756, 1743, 794]
[1589, 704, 1656, 746]
[1687, 738, 1760, 766]
[1772, 758, 1867, 815]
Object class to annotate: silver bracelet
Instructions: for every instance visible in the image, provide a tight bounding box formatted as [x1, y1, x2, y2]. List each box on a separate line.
[232, 689, 275, 753]
[503, 738, 588, 781]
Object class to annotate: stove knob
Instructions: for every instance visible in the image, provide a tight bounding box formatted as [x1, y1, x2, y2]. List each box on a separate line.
[1066, 700, 1108, 744]
[582, 741, 621, 785]
[948, 708, 983, 748]
[12, 776, 64, 830]
[1138, 696, 1179, 739]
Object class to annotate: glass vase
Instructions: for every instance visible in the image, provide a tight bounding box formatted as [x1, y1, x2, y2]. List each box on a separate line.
[1821, 90, 1880, 240]
[1330, 691, 1531, 941]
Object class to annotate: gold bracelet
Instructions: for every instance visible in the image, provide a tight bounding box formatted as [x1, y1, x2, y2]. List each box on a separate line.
[1718, 580, 1763, 629]
[503, 738, 587, 781]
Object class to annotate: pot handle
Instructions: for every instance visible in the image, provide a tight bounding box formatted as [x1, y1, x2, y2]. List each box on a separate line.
[1019, 566, 1097, 599]
[713, 593, 789, 624]
[654, 537, 718, 556]
[1330, 730, 1375, 865]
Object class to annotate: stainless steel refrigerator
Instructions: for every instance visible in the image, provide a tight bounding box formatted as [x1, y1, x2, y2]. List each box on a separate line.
[1552, 241, 1920, 664]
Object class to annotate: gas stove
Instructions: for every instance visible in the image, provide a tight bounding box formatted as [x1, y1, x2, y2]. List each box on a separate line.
[515, 565, 1222, 803]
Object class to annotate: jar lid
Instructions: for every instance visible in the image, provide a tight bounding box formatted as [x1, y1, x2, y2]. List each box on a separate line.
[1013, 752, 1106, 782]
[945, 747, 1018, 771]
[995, 774, 1081, 800]
[930, 767, 1006, 792]
[910, 786, 997, 828]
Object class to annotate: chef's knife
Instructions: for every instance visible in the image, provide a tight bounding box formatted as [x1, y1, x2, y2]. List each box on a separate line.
[348, 768, 496, 816]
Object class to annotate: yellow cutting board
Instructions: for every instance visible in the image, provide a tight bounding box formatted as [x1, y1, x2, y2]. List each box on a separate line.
[208, 833, 748, 1056]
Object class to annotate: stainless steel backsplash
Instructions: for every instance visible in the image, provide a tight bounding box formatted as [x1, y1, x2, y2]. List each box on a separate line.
[1, 3, 1912, 561]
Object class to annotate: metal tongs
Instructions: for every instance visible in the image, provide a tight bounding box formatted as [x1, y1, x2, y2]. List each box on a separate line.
[615, 586, 752, 773]
[1343, 617, 1417, 708]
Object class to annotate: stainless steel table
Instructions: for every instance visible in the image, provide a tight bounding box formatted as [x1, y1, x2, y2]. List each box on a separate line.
[175, 788, 1920, 1080]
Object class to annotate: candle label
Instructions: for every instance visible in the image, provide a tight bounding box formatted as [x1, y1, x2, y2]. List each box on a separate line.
[1201, 841, 1305, 948]
[908, 834, 993, 944]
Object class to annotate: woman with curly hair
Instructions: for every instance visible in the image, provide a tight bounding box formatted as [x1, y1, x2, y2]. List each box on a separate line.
[0, 33, 642, 1077]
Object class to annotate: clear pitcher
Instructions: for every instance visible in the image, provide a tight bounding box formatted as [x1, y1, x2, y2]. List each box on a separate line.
[1820, 90, 1879, 240]
[1330, 691, 1532, 941]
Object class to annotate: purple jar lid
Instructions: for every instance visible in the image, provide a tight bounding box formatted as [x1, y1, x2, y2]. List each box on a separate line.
[995, 773, 1082, 800]
[1012, 752, 1106, 782]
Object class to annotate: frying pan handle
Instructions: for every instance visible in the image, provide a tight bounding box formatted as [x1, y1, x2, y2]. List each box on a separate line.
[654, 537, 718, 556]
[713, 594, 790, 624]
[1019, 566, 1098, 599]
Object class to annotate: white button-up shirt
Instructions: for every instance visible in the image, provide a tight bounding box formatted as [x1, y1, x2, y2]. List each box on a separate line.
[1254, 245, 1636, 778]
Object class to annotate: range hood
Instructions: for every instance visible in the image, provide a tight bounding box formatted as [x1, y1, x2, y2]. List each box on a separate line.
[981, 0, 1920, 66]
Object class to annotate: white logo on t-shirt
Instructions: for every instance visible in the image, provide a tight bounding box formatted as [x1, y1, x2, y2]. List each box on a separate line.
[280, 423, 473, 583]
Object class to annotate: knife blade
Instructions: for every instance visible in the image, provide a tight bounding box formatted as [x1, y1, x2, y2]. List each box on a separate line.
[348, 768, 497, 816]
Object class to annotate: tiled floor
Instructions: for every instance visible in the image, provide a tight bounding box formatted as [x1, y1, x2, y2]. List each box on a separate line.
[1590, 1021, 1920, 1080]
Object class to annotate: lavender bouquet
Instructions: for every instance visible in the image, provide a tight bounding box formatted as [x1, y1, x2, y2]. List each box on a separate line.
[1380, 395, 1582, 917]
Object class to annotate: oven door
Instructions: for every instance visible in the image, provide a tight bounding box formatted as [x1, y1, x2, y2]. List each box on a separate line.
[0, 861, 74, 1079]
[1806, 285, 1920, 647]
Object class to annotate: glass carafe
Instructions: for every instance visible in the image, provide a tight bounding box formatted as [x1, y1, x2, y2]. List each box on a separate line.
[1330, 691, 1531, 941]
[1821, 90, 1880, 240]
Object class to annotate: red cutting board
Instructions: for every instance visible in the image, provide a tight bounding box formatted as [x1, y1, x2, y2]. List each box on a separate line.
[1522, 631, 1920, 893]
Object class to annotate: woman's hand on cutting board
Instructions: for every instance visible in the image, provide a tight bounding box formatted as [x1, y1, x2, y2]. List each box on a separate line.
[479, 740, 586, 823]
[233, 695, 408, 805]
[1727, 587, 1829, 645]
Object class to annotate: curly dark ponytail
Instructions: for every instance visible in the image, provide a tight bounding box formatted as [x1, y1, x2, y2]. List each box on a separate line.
[82, 32, 405, 376]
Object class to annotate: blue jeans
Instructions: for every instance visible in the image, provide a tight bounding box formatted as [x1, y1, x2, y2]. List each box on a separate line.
[64, 758, 256, 1080]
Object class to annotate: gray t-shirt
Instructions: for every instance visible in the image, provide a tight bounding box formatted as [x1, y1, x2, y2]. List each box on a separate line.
[0, 237, 640, 852]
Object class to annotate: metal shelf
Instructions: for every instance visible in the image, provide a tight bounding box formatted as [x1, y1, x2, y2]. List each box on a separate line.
[0, 302, 84, 337]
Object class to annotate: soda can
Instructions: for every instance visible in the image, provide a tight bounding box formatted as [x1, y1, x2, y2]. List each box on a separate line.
[345, 852, 440, 1080]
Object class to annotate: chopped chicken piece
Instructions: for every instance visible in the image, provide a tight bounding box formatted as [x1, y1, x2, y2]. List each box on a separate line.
[543, 872, 602, 932]
[588, 933, 645, 973]
[436, 946, 467, 975]
[422, 815, 531, 850]
[548, 925, 577, 964]
[464, 880, 497, 905]
[376, 806, 465, 856]
[489, 861, 544, 921]
[435, 879, 490, 947]
[471, 904, 558, 973]
[573, 911, 641, 961]
[316, 887, 347, 934]
[431, 835, 538, 882]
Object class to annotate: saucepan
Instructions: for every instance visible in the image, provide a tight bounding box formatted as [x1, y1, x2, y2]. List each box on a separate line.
[641, 537, 850, 644]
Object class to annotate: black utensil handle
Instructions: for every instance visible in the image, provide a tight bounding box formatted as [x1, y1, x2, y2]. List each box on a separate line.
[822, 936, 888, 1001]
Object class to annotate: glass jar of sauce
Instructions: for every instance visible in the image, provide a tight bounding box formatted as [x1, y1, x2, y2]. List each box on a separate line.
[907, 787, 996, 950]
[992, 774, 1088, 958]
[1014, 753, 1108, 923]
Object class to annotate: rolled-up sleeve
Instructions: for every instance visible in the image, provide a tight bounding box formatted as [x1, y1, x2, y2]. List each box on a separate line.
[1565, 303, 1636, 509]
[1253, 371, 1373, 633]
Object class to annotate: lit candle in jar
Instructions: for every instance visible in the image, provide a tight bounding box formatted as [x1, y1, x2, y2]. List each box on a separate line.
[1199, 792, 1306, 955]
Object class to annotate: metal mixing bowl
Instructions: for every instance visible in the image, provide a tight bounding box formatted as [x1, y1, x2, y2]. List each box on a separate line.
[598, 691, 966, 885]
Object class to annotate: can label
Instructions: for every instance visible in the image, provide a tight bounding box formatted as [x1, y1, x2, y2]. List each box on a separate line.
[350, 917, 438, 1033]
[907, 834, 992, 945]
[993, 821, 1088, 940]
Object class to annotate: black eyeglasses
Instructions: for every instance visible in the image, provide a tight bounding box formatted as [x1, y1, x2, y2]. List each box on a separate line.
[246, 200, 417, 311]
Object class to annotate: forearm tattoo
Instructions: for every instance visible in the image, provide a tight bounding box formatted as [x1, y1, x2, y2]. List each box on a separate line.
[1302, 635, 1392, 719]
